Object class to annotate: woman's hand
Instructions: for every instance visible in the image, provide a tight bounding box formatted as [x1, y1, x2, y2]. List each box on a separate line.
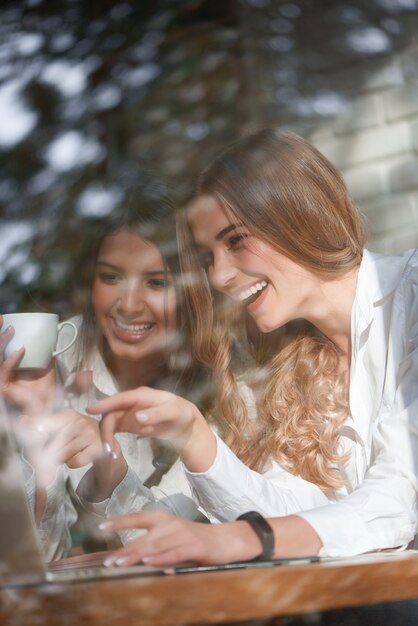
[88, 387, 217, 472]
[18, 408, 128, 501]
[99, 512, 323, 568]
[0, 315, 57, 414]
[18, 408, 106, 469]
[100, 512, 263, 568]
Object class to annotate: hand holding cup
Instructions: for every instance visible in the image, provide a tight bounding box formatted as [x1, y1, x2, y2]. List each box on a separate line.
[2, 312, 77, 370]
[0, 312, 77, 414]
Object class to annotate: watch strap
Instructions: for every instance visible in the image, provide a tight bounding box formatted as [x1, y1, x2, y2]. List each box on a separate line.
[237, 511, 275, 561]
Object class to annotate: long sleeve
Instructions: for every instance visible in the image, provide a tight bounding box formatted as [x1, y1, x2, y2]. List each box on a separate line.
[298, 395, 418, 555]
[185, 434, 330, 522]
[22, 458, 77, 561]
[298, 260, 418, 556]
[186, 250, 418, 556]
[76, 459, 201, 544]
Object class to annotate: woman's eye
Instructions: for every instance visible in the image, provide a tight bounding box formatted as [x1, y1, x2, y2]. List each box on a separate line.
[228, 233, 249, 250]
[98, 272, 120, 284]
[149, 278, 171, 288]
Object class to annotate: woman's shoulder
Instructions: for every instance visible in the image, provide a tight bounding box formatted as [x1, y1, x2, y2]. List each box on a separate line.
[395, 248, 418, 327]
[358, 248, 418, 305]
[399, 247, 418, 280]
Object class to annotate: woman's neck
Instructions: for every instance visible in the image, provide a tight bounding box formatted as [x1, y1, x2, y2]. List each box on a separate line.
[103, 347, 168, 391]
[306, 266, 359, 362]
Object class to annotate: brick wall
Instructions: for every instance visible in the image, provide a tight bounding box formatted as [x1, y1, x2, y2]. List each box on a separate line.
[239, 1, 418, 254]
[310, 43, 418, 253]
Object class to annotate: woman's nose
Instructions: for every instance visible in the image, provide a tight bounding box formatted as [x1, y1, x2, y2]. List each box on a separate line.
[209, 252, 237, 292]
[117, 283, 146, 314]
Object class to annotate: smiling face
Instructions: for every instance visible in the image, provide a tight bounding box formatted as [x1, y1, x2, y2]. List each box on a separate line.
[187, 195, 319, 333]
[91, 227, 177, 374]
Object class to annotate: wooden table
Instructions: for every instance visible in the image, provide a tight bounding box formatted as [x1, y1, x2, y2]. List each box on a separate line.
[2, 552, 418, 626]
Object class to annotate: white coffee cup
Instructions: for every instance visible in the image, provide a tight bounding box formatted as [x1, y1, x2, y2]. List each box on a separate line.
[2, 313, 78, 370]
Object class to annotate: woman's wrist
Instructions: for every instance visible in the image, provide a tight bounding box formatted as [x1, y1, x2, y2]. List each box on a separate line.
[218, 520, 268, 562]
[179, 408, 217, 472]
[225, 516, 322, 562]
[237, 511, 275, 560]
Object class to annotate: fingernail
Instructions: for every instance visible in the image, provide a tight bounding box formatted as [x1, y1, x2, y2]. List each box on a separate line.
[103, 442, 119, 459]
[104, 556, 117, 567]
[142, 556, 156, 564]
[164, 568, 176, 575]
[115, 557, 131, 566]
[98, 521, 113, 531]
[104, 442, 112, 455]
[136, 412, 149, 423]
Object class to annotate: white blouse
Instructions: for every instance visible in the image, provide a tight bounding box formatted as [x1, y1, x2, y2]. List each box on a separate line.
[185, 248, 418, 556]
[34, 317, 200, 558]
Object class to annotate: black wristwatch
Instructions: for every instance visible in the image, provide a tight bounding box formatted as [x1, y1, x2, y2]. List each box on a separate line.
[237, 511, 275, 561]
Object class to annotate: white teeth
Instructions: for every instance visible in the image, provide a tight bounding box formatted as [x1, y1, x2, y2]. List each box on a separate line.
[238, 280, 268, 302]
[114, 319, 153, 333]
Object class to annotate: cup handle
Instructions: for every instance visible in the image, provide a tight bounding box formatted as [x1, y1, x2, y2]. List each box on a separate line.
[53, 321, 78, 357]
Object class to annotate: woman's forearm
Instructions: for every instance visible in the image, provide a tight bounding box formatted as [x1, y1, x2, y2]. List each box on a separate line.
[269, 515, 323, 558]
[99, 511, 323, 568]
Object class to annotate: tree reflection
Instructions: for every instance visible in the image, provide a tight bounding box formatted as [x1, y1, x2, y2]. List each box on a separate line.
[0, 0, 417, 311]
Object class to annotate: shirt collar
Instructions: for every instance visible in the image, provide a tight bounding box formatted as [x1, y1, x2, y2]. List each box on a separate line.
[88, 345, 119, 396]
[353, 248, 406, 332]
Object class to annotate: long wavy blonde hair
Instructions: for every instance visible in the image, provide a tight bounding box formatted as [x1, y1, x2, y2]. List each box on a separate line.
[177, 130, 366, 490]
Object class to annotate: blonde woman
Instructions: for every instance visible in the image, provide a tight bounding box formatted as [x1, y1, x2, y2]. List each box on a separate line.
[90, 130, 418, 566]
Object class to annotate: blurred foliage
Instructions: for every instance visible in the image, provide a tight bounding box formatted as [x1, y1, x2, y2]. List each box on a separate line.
[0, 0, 417, 313]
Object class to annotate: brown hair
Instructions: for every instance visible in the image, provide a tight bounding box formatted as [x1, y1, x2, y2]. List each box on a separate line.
[71, 177, 212, 409]
[177, 130, 366, 489]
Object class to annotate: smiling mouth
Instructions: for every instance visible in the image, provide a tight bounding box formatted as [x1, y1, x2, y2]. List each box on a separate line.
[238, 280, 268, 305]
[113, 319, 154, 335]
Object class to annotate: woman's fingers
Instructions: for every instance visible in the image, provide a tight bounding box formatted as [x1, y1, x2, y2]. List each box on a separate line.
[99, 409, 128, 456]
[1, 372, 33, 410]
[100, 513, 264, 568]
[0, 322, 25, 372]
[58, 437, 104, 467]
[0, 323, 13, 358]
[46, 427, 103, 467]
[1, 359, 56, 415]
[100, 512, 203, 567]
[88, 386, 163, 415]
[89, 388, 156, 454]
[20, 409, 105, 466]
[92, 387, 202, 458]
[0, 347, 25, 383]
[100, 512, 225, 568]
